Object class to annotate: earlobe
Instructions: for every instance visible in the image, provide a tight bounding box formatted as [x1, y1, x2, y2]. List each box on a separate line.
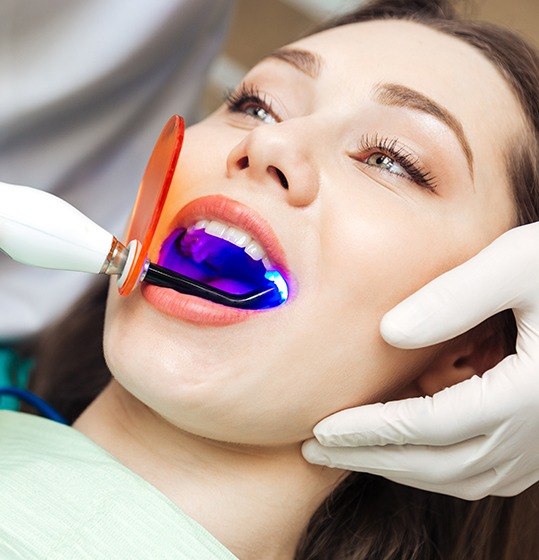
[413, 334, 506, 397]
[414, 346, 476, 397]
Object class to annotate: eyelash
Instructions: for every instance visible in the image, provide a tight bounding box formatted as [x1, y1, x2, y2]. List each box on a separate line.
[224, 84, 438, 192]
[224, 84, 278, 122]
[357, 133, 438, 192]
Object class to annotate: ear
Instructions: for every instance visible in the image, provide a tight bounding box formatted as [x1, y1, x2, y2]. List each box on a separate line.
[412, 330, 506, 397]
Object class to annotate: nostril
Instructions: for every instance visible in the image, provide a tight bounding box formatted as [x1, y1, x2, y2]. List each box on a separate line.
[238, 156, 249, 170]
[268, 166, 289, 190]
[275, 168, 289, 190]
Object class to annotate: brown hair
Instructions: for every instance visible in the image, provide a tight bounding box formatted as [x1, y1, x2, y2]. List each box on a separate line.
[18, 1, 539, 558]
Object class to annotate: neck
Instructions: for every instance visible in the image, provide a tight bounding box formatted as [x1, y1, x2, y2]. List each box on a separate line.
[73, 380, 345, 559]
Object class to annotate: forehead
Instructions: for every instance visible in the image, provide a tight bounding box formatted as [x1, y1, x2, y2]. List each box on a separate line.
[286, 19, 522, 158]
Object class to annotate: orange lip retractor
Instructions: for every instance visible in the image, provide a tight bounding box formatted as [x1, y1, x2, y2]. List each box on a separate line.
[118, 115, 185, 296]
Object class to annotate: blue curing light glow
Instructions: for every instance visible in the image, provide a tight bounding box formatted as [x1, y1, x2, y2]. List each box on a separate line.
[264, 270, 289, 303]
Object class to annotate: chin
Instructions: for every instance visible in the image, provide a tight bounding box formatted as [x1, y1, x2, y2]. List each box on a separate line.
[106, 342, 316, 446]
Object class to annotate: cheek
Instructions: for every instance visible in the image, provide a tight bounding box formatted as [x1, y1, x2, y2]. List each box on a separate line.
[291, 202, 459, 422]
[151, 123, 238, 246]
[321, 207, 443, 321]
[103, 285, 149, 389]
[273, 290, 434, 436]
[175, 121, 237, 188]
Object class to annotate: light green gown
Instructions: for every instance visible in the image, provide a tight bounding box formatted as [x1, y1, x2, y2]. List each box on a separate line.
[0, 410, 239, 560]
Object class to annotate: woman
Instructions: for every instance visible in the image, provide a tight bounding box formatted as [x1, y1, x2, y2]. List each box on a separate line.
[2, 0, 538, 558]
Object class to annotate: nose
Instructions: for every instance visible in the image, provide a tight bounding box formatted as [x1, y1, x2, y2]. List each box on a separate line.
[226, 122, 320, 207]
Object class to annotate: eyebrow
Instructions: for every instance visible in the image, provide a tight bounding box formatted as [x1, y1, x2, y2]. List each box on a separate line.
[373, 82, 474, 177]
[265, 48, 323, 79]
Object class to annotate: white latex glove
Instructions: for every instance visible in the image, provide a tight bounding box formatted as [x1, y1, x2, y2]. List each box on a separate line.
[302, 223, 539, 500]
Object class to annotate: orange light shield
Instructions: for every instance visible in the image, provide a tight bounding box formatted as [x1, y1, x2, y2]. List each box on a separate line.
[119, 115, 185, 295]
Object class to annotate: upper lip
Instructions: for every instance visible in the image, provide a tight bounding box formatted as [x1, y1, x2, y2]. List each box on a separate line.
[166, 194, 291, 278]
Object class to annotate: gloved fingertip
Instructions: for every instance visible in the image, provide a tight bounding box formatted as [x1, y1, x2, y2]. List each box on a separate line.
[312, 423, 333, 445]
[313, 413, 380, 447]
[313, 428, 363, 447]
[380, 310, 414, 348]
[301, 439, 330, 465]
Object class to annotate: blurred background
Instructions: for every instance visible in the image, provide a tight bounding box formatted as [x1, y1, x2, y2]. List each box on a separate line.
[203, 0, 539, 114]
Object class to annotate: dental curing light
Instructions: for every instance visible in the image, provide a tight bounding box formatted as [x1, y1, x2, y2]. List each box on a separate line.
[0, 116, 288, 310]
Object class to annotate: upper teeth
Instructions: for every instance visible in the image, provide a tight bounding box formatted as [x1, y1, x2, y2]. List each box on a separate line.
[188, 219, 272, 270]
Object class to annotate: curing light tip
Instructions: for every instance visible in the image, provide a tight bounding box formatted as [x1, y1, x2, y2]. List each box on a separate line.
[264, 270, 288, 304]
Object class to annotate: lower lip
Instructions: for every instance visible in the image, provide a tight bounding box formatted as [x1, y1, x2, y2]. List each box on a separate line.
[141, 283, 258, 326]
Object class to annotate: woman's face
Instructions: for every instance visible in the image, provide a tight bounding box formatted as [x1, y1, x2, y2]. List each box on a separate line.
[104, 20, 521, 445]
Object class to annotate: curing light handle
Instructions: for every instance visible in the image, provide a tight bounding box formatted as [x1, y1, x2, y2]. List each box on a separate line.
[0, 181, 135, 280]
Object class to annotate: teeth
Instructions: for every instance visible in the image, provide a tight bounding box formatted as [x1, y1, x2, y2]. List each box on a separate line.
[206, 220, 228, 237]
[194, 219, 209, 230]
[186, 218, 275, 266]
[223, 226, 251, 248]
[244, 240, 265, 261]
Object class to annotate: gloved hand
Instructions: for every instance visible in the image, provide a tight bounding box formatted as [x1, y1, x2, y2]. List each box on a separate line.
[302, 222, 539, 500]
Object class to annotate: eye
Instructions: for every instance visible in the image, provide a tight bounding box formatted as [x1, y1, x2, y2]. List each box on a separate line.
[365, 153, 407, 177]
[225, 84, 279, 125]
[243, 104, 277, 124]
[355, 133, 438, 192]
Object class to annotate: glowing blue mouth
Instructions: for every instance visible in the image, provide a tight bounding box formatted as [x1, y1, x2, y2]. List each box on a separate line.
[158, 228, 288, 309]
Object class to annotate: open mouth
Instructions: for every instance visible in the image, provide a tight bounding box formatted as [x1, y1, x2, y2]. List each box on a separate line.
[157, 219, 289, 309]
